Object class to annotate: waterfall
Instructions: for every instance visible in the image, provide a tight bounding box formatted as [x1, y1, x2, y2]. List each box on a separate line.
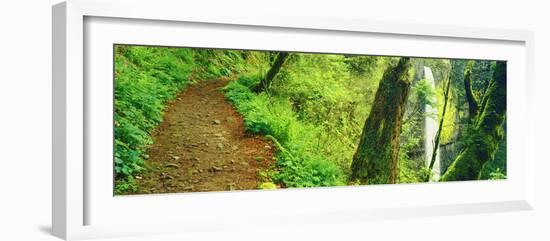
[423, 66, 441, 181]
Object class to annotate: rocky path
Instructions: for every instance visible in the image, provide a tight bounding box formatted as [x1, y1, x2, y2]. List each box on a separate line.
[130, 79, 275, 194]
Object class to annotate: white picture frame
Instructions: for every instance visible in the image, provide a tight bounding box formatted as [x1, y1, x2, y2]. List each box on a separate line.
[52, 0, 536, 240]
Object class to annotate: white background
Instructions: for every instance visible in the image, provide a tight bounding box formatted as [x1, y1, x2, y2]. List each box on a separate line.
[1, 0, 548, 240]
[86, 16, 528, 230]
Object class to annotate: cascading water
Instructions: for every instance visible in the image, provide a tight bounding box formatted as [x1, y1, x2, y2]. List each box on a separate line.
[423, 66, 441, 181]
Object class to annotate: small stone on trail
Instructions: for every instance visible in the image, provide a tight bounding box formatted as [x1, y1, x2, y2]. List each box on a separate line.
[217, 143, 224, 149]
[264, 145, 272, 150]
[161, 173, 174, 179]
[214, 133, 223, 137]
[172, 156, 180, 161]
[213, 119, 221, 125]
[165, 163, 179, 168]
[210, 166, 223, 172]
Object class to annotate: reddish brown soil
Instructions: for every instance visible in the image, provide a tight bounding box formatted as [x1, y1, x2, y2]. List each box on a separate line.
[129, 79, 275, 194]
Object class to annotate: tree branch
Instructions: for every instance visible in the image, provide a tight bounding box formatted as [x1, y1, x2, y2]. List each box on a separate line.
[254, 52, 289, 93]
[464, 61, 479, 119]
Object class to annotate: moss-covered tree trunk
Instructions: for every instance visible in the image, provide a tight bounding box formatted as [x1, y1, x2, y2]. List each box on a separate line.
[254, 52, 289, 92]
[350, 57, 413, 184]
[464, 61, 479, 119]
[440, 62, 506, 181]
[428, 78, 451, 171]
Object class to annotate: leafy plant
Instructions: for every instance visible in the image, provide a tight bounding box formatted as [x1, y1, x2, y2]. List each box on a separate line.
[113, 45, 247, 193]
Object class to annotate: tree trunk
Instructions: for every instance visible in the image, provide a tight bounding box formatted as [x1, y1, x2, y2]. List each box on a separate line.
[254, 52, 289, 92]
[350, 57, 413, 184]
[464, 61, 479, 119]
[440, 61, 506, 181]
[427, 77, 451, 175]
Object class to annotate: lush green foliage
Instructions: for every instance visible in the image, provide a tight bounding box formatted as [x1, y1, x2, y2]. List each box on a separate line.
[398, 78, 436, 183]
[114, 45, 247, 192]
[115, 44, 507, 191]
[441, 62, 507, 181]
[224, 54, 437, 186]
[114, 46, 195, 192]
[225, 76, 346, 187]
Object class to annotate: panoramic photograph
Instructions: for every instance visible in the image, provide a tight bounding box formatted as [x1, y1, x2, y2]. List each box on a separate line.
[113, 44, 507, 195]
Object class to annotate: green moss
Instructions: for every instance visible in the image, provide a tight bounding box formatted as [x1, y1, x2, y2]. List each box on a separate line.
[441, 62, 506, 181]
[350, 57, 414, 184]
[436, 83, 458, 144]
[258, 182, 278, 190]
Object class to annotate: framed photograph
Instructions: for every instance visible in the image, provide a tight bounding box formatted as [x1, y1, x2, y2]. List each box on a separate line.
[52, 0, 535, 240]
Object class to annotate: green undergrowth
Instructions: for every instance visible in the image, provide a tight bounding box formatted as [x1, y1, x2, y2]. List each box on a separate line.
[114, 46, 507, 192]
[114, 45, 247, 193]
[224, 76, 347, 188]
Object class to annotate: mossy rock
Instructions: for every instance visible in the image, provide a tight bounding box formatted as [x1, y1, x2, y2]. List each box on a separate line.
[258, 182, 277, 190]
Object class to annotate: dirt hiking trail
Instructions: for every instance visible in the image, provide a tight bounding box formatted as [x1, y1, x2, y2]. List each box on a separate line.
[131, 79, 275, 194]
